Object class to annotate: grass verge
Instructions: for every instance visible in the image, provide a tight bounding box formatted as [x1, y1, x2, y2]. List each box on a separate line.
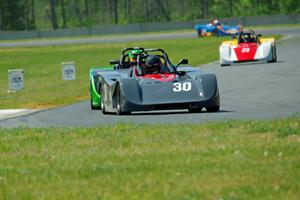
[0, 117, 299, 200]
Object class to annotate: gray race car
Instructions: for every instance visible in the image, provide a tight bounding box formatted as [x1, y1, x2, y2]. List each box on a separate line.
[92, 48, 220, 115]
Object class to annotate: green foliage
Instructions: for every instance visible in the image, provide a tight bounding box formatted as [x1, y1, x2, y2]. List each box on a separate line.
[0, 0, 35, 30]
[0, 0, 299, 31]
[0, 117, 299, 199]
[244, 116, 300, 137]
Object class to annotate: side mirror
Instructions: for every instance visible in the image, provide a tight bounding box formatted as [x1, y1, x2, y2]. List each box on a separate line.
[110, 60, 119, 65]
[257, 34, 262, 37]
[180, 59, 188, 64]
[176, 59, 188, 68]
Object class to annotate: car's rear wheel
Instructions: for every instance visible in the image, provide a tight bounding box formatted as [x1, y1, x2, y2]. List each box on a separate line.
[116, 86, 130, 115]
[206, 106, 220, 112]
[91, 99, 100, 110]
[221, 63, 230, 67]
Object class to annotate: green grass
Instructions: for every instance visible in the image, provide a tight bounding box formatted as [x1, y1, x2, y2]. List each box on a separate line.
[0, 37, 225, 109]
[0, 117, 299, 199]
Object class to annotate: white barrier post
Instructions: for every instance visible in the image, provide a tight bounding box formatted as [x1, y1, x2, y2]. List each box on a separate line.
[8, 69, 24, 92]
[61, 62, 76, 80]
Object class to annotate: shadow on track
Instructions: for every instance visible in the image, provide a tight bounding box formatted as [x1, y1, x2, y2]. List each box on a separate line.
[222, 60, 284, 68]
[121, 109, 233, 116]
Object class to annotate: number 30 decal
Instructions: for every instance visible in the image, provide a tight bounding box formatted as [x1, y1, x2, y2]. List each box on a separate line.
[173, 82, 192, 92]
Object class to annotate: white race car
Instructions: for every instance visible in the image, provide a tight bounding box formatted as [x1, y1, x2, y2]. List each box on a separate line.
[219, 30, 277, 66]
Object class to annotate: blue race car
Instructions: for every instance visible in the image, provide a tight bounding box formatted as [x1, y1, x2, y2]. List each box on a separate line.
[195, 20, 242, 37]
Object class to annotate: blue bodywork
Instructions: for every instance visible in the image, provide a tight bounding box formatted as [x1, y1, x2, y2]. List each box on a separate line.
[195, 23, 241, 37]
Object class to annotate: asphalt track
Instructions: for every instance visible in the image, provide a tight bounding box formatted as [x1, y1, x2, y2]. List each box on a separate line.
[0, 29, 299, 127]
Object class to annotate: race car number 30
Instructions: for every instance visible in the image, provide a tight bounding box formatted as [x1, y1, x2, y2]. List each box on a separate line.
[173, 82, 192, 92]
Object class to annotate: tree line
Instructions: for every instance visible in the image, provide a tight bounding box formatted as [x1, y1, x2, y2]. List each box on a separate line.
[0, 0, 299, 31]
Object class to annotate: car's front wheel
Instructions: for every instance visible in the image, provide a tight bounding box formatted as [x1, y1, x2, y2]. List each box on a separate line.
[268, 44, 277, 63]
[206, 106, 220, 112]
[100, 87, 108, 114]
[188, 107, 202, 113]
[116, 86, 130, 115]
[90, 99, 100, 110]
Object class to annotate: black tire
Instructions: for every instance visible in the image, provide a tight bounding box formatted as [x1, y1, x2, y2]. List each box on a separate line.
[100, 86, 108, 114]
[116, 86, 130, 115]
[91, 99, 100, 110]
[101, 99, 108, 114]
[206, 106, 220, 112]
[272, 45, 277, 62]
[268, 45, 277, 63]
[188, 107, 202, 113]
[221, 63, 230, 67]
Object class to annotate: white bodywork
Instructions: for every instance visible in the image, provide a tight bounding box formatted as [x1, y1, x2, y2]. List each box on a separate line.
[219, 38, 276, 65]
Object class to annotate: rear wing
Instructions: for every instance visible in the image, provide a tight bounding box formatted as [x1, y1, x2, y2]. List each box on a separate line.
[259, 37, 275, 44]
[221, 39, 238, 47]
